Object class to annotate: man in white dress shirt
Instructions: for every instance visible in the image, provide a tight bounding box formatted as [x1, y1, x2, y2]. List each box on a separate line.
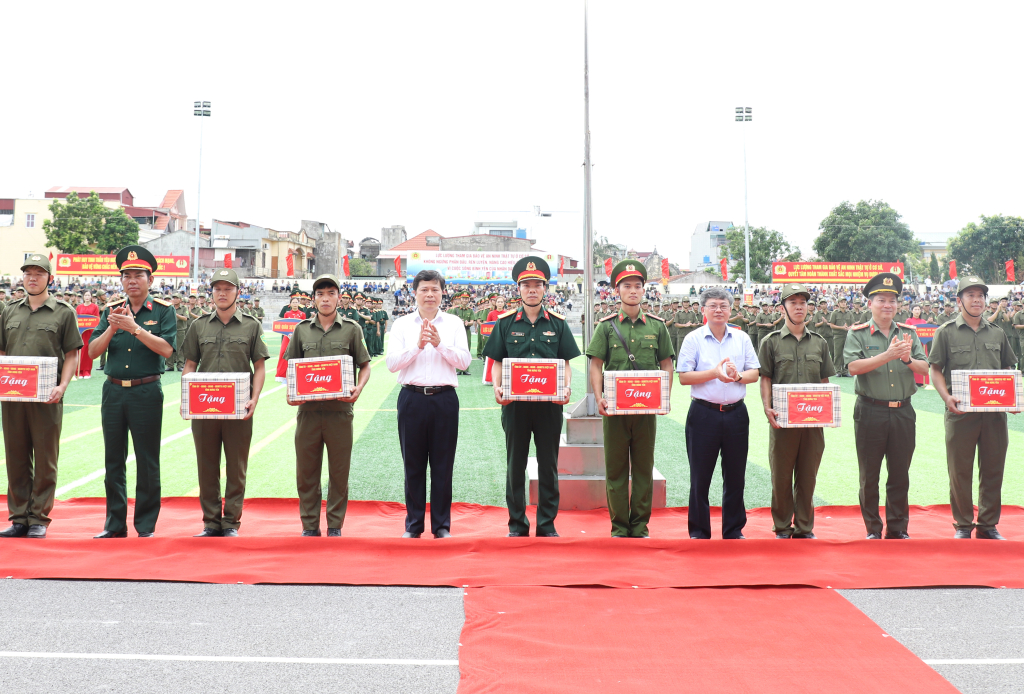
[386, 270, 471, 538]
[676, 286, 761, 540]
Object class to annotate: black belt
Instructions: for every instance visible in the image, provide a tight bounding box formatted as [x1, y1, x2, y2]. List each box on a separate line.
[859, 395, 911, 408]
[108, 374, 161, 388]
[692, 398, 744, 412]
[402, 385, 454, 396]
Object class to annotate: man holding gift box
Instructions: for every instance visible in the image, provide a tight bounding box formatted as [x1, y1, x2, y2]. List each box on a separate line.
[845, 272, 929, 540]
[181, 268, 270, 538]
[758, 283, 836, 539]
[287, 274, 371, 537]
[586, 260, 674, 538]
[0, 254, 82, 539]
[485, 256, 580, 538]
[929, 275, 1018, 540]
[89, 246, 177, 538]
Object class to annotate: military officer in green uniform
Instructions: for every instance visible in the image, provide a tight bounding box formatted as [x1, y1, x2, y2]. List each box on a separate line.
[338, 290, 360, 323]
[171, 293, 189, 371]
[88, 246, 177, 538]
[287, 274, 371, 536]
[844, 273, 929, 539]
[485, 257, 580, 537]
[182, 268, 270, 537]
[0, 254, 82, 539]
[829, 297, 856, 376]
[758, 283, 836, 539]
[586, 260, 674, 538]
[352, 292, 373, 350]
[447, 291, 475, 376]
[811, 299, 833, 360]
[1012, 301, 1024, 371]
[928, 275, 1018, 540]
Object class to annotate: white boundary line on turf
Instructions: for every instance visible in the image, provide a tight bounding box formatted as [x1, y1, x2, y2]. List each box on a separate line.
[923, 658, 1024, 665]
[0, 651, 458, 666]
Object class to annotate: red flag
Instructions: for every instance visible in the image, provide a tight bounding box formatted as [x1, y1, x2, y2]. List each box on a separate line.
[223, 253, 232, 269]
[719, 258, 728, 282]
[48, 252, 53, 261]
[286, 252, 294, 277]
[1006, 259, 1016, 283]
[558, 256, 565, 275]
[394, 255, 401, 274]
[661, 258, 670, 278]
[343, 255, 350, 277]
[948, 259, 957, 280]
[604, 258, 613, 277]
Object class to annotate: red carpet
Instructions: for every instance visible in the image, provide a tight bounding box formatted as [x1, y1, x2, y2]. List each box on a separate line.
[457, 586, 960, 693]
[1, 498, 1021, 589]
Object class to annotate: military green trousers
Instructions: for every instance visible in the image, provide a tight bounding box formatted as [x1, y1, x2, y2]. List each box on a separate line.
[853, 397, 915, 536]
[502, 401, 563, 535]
[945, 411, 1008, 531]
[477, 333, 489, 358]
[603, 413, 657, 537]
[832, 336, 847, 374]
[174, 331, 187, 368]
[768, 426, 824, 536]
[101, 380, 163, 534]
[192, 418, 253, 531]
[295, 409, 354, 531]
[2, 401, 62, 527]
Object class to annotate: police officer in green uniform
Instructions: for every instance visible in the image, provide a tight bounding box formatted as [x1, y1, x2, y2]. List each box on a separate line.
[928, 275, 1018, 540]
[447, 291, 475, 376]
[844, 273, 928, 539]
[754, 300, 773, 350]
[0, 254, 82, 539]
[172, 293, 189, 371]
[811, 299, 833, 359]
[485, 257, 580, 537]
[987, 296, 1017, 362]
[758, 283, 836, 539]
[829, 297, 856, 376]
[182, 268, 270, 537]
[252, 298, 265, 323]
[935, 301, 956, 326]
[338, 290, 360, 323]
[1012, 301, 1024, 371]
[89, 246, 177, 538]
[586, 260, 674, 538]
[287, 274, 371, 537]
[675, 298, 699, 355]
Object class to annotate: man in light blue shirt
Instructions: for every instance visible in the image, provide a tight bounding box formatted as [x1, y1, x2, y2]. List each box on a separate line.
[677, 286, 761, 539]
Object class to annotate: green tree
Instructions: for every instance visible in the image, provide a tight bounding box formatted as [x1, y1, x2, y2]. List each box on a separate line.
[813, 200, 918, 263]
[42, 191, 139, 253]
[929, 254, 940, 283]
[591, 235, 621, 274]
[947, 214, 1024, 283]
[718, 225, 800, 283]
[349, 257, 376, 276]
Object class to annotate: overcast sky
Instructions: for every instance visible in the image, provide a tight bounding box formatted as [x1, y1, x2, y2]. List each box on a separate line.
[5, 1, 1021, 267]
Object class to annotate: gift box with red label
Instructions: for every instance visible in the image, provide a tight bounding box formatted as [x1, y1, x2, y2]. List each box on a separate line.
[181, 372, 251, 419]
[287, 356, 355, 402]
[0, 357, 58, 403]
[501, 358, 566, 402]
[771, 383, 841, 428]
[951, 370, 1023, 413]
[603, 370, 671, 415]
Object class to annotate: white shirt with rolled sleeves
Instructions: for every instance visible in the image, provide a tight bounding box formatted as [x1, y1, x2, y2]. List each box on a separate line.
[676, 323, 760, 405]
[385, 310, 472, 387]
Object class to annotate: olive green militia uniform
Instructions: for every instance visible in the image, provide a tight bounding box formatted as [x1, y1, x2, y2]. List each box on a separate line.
[93, 290, 178, 535]
[673, 306, 698, 356]
[586, 302, 674, 538]
[484, 300, 580, 536]
[988, 304, 1018, 360]
[182, 294, 270, 533]
[1012, 308, 1024, 371]
[0, 286, 83, 531]
[754, 304, 773, 351]
[829, 306, 856, 375]
[287, 305, 369, 532]
[448, 299, 475, 375]
[843, 275, 926, 537]
[758, 287, 836, 538]
[812, 306, 833, 359]
[928, 286, 1017, 534]
[174, 301, 189, 369]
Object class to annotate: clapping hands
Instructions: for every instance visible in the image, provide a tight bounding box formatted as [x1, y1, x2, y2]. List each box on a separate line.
[716, 358, 740, 383]
[886, 334, 913, 363]
[418, 319, 441, 349]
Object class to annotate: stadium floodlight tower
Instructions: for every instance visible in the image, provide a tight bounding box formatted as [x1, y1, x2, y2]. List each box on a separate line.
[736, 106, 751, 289]
[193, 100, 211, 287]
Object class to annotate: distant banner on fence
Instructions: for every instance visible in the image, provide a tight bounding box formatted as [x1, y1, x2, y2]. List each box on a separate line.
[273, 319, 303, 336]
[771, 262, 904, 284]
[405, 251, 560, 285]
[55, 254, 191, 277]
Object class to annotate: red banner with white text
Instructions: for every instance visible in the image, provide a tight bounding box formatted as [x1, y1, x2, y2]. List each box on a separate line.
[55, 254, 191, 277]
[771, 262, 904, 284]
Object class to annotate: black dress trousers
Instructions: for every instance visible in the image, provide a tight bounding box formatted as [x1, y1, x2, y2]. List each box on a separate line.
[397, 387, 459, 534]
[685, 400, 749, 539]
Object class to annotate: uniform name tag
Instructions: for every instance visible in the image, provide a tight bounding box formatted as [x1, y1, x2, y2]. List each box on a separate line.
[511, 331, 525, 337]
[868, 346, 880, 351]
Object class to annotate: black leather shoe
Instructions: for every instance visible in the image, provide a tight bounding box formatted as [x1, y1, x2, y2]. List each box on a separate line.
[724, 534, 746, 539]
[193, 528, 223, 538]
[26, 525, 46, 538]
[402, 532, 421, 538]
[327, 528, 342, 537]
[537, 532, 560, 538]
[138, 532, 154, 538]
[866, 532, 882, 540]
[954, 528, 973, 539]
[221, 529, 239, 538]
[885, 531, 910, 539]
[301, 529, 321, 537]
[792, 533, 817, 539]
[507, 532, 527, 537]
[976, 528, 1007, 540]
[94, 530, 127, 539]
[434, 529, 452, 539]
[775, 533, 792, 539]
[0, 523, 28, 538]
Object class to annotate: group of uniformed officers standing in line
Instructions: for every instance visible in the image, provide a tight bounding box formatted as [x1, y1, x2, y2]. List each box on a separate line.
[0, 245, 1017, 542]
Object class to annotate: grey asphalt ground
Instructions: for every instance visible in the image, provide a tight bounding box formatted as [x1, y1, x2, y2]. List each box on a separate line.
[0, 581, 463, 694]
[841, 588, 1024, 694]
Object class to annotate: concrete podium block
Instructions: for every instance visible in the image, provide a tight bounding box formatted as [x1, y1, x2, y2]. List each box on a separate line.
[556, 434, 606, 476]
[563, 413, 603, 445]
[527, 457, 666, 511]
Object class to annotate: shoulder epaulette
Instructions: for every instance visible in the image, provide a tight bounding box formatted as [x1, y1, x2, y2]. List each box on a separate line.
[647, 313, 665, 322]
[850, 322, 871, 331]
[6, 298, 26, 309]
[547, 310, 565, 320]
[152, 297, 171, 307]
[497, 308, 516, 319]
[55, 299, 75, 311]
[598, 313, 617, 322]
[896, 322, 916, 330]
[341, 317, 360, 326]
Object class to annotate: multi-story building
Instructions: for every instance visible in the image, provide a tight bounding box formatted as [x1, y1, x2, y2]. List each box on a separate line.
[0, 197, 59, 276]
[689, 220, 734, 273]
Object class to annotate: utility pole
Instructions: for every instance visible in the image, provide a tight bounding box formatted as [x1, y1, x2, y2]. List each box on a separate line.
[193, 100, 211, 288]
[735, 106, 752, 288]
